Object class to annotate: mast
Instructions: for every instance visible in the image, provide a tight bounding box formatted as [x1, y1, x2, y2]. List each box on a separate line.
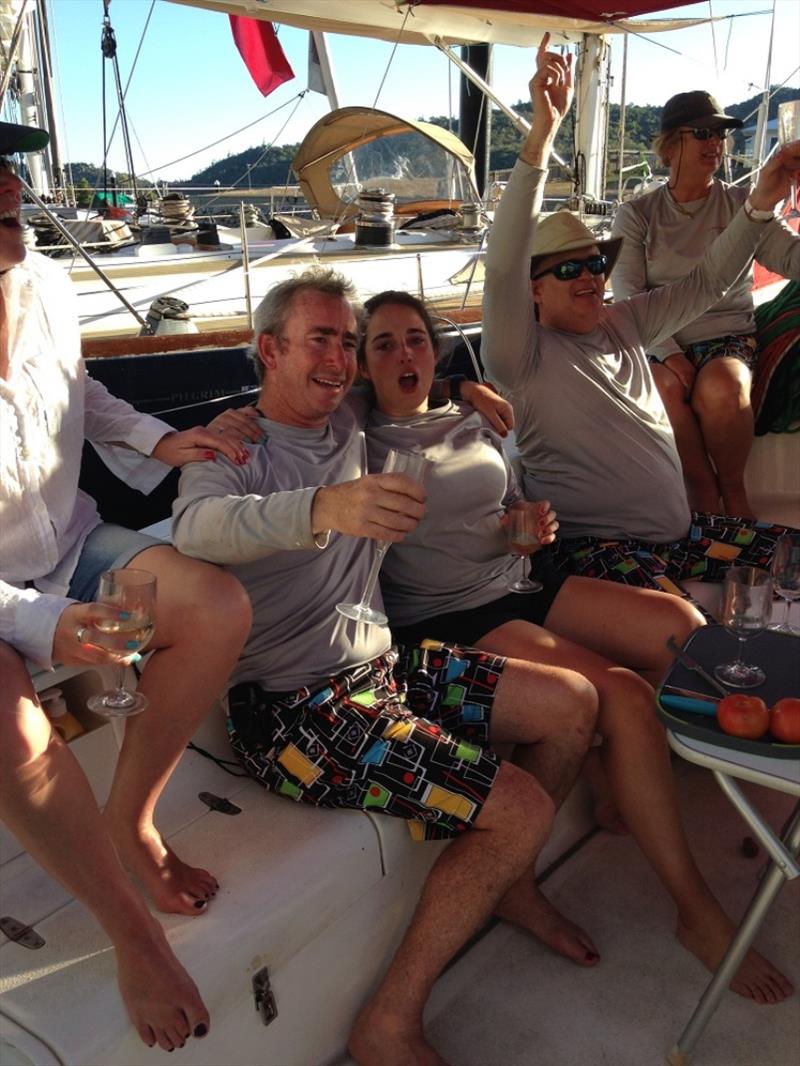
[15, 0, 48, 195]
[459, 44, 491, 198]
[35, 0, 67, 203]
[573, 33, 611, 202]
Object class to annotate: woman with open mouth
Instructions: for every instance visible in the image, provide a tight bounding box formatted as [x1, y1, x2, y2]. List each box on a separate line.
[356, 287, 791, 1002]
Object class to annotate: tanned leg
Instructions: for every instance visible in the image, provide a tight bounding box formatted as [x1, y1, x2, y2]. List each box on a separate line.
[484, 658, 600, 966]
[691, 357, 756, 519]
[103, 546, 251, 916]
[653, 362, 721, 513]
[349, 761, 555, 1066]
[0, 643, 209, 1052]
[478, 610, 793, 1005]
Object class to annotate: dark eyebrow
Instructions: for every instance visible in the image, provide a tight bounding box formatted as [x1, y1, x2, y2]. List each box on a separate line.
[371, 328, 426, 343]
[308, 325, 357, 342]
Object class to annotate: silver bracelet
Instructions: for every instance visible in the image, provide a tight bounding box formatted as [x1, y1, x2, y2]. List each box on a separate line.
[743, 197, 775, 222]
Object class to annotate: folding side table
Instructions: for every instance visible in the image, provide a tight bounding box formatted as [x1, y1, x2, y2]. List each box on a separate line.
[656, 627, 800, 1066]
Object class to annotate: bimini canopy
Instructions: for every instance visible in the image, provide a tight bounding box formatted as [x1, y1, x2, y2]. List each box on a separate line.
[293, 107, 479, 220]
[171, 1, 711, 47]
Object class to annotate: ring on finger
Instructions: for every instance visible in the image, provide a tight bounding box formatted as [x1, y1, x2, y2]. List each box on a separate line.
[76, 626, 90, 644]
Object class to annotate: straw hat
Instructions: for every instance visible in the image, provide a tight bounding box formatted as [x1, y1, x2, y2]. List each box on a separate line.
[530, 211, 623, 280]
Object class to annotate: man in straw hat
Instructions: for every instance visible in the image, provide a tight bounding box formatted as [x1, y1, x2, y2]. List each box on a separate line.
[482, 35, 800, 607]
[0, 121, 254, 1050]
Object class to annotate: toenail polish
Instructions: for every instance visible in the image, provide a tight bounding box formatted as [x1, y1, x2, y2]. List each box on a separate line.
[193, 899, 206, 909]
[194, 1024, 208, 1038]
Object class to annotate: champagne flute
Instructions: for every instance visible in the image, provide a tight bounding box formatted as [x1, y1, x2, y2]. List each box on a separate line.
[714, 566, 771, 689]
[506, 505, 543, 594]
[336, 449, 430, 627]
[778, 100, 800, 213]
[768, 532, 800, 635]
[87, 569, 156, 716]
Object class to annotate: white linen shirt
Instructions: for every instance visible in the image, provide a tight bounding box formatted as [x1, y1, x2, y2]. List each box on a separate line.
[1, 252, 172, 668]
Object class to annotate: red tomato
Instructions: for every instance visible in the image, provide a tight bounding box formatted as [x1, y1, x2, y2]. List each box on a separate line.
[716, 694, 769, 740]
[770, 698, 800, 744]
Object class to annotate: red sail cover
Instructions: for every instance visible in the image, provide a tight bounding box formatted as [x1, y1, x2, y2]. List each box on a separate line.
[418, 1, 699, 19]
[229, 15, 295, 97]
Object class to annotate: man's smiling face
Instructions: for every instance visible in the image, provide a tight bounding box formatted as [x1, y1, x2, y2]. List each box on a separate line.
[0, 160, 26, 273]
[532, 243, 605, 334]
[257, 289, 358, 428]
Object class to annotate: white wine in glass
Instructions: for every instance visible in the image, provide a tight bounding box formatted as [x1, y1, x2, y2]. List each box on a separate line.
[778, 100, 800, 213]
[87, 569, 156, 717]
[336, 449, 431, 627]
[506, 505, 543, 594]
[768, 532, 800, 635]
[714, 566, 771, 689]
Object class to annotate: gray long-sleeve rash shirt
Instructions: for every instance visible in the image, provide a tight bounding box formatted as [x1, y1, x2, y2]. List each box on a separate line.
[481, 161, 777, 542]
[611, 180, 800, 361]
[366, 403, 521, 626]
[172, 400, 390, 691]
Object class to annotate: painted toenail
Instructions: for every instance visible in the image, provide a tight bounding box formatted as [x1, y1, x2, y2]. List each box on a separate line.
[193, 899, 206, 909]
[194, 1024, 208, 1038]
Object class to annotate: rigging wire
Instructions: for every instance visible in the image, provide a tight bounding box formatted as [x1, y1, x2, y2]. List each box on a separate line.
[137, 92, 307, 177]
[708, 2, 719, 80]
[370, 2, 413, 110]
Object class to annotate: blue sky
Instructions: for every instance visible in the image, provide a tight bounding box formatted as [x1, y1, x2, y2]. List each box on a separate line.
[45, 0, 799, 181]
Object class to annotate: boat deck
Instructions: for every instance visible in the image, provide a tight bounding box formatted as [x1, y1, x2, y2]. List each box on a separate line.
[399, 757, 799, 1066]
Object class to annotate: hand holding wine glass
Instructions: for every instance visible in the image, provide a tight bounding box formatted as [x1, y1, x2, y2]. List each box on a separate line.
[768, 532, 800, 635]
[714, 566, 771, 689]
[87, 569, 156, 717]
[506, 503, 544, 594]
[336, 449, 431, 626]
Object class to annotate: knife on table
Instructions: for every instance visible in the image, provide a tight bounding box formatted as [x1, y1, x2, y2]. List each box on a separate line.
[666, 636, 730, 699]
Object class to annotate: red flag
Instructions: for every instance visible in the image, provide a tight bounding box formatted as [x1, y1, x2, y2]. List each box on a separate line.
[229, 15, 294, 97]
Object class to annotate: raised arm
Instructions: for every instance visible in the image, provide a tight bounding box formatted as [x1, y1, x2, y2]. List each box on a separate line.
[482, 35, 573, 391]
[754, 211, 800, 278]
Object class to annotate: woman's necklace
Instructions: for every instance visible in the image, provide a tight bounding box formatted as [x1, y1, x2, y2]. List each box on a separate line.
[666, 184, 712, 219]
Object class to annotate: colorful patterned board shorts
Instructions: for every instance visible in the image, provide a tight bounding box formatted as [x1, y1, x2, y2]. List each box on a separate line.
[648, 333, 758, 374]
[227, 642, 506, 841]
[550, 512, 793, 618]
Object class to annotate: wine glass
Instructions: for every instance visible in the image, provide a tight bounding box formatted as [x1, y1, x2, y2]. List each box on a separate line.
[336, 449, 430, 627]
[87, 569, 156, 717]
[778, 100, 800, 213]
[714, 566, 771, 689]
[506, 505, 543, 594]
[768, 532, 800, 635]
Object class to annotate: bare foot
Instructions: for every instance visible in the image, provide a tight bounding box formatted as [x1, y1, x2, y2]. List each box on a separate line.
[107, 816, 218, 916]
[349, 1003, 449, 1066]
[495, 883, 599, 966]
[677, 915, 794, 1004]
[116, 915, 210, 1051]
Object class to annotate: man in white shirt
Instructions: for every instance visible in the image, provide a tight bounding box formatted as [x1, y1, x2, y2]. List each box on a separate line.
[0, 123, 252, 1052]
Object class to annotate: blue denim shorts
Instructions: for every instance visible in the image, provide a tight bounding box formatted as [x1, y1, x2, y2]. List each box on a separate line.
[67, 523, 164, 603]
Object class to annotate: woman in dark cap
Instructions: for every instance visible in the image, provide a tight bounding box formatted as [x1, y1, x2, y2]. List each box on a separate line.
[611, 90, 800, 518]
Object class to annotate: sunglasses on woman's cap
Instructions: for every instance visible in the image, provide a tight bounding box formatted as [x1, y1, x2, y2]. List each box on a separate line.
[679, 127, 725, 141]
[532, 253, 608, 282]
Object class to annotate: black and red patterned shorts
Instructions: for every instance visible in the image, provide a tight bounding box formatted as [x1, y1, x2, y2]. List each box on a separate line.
[227, 642, 506, 841]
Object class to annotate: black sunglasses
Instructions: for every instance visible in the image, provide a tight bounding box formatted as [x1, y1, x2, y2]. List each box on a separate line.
[679, 127, 725, 141]
[532, 253, 608, 282]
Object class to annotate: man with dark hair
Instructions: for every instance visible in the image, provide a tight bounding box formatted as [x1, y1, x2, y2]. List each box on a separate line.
[1, 122, 253, 1051]
[173, 267, 604, 1065]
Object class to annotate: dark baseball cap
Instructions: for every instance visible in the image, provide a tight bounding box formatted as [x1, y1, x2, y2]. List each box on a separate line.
[660, 91, 743, 133]
[0, 121, 50, 155]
